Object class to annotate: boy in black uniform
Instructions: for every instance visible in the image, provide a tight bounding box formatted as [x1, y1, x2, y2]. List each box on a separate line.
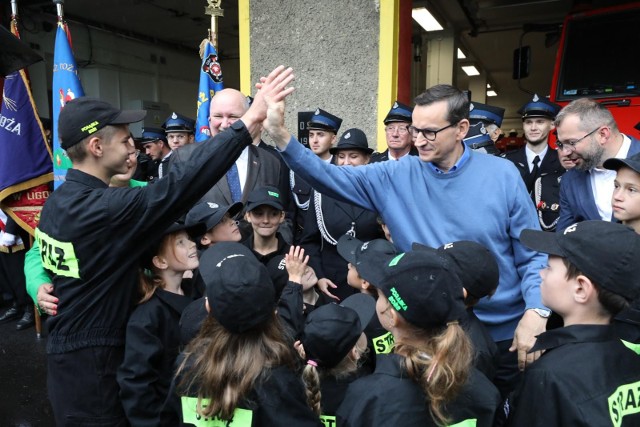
[505, 220, 640, 426]
[33, 66, 293, 426]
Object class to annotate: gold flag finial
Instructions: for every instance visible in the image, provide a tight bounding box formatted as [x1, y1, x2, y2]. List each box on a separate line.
[205, 0, 224, 48]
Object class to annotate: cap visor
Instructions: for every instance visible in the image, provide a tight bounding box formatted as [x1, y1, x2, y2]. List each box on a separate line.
[603, 157, 640, 173]
[340, 293, 376, 332]
[111, 109, 147, 125]
[337, 235, 363, 264]
[520, 229, 565, 256]
[246, 201, 284, 212]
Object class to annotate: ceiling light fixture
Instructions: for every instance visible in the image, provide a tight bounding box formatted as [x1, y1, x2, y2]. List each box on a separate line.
[462, 65, 480, 76]
[487, 90, 498, 97]
[457, 48, 466, 59]
[412, 7, 444, 32]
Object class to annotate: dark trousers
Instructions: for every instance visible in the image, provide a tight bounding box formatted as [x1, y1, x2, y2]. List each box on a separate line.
[0, 248, 29, 306]
[493, 339, 523, 399]
[47, 346, 127, 426]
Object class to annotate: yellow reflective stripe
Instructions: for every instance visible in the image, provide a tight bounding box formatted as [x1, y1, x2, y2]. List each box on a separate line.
[35, 228, 80, 278]
[608, 380, 640, 427]
[622, 339, 640, 356]
[181, 397, 253, 426]
[448, 419, 477, 427]
[320, 414, 336, 427]
[373, 331, 395, 354]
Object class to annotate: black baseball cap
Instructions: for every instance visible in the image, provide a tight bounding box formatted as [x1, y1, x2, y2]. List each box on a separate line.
[141, 221, 206, 269]
[200, 242, 276, 333]
[376, 250, 466, 329]
[520, 221, 640, 300]
[329, 128, 373, 155]
[603, 152, 640, 174]
[337, 234, 398, 273]
[245, 186, 284, 212]
[301, 293, 376, 368]
[58, 97, 146, 149]
[412, 241, 499, 299]
[186, 201, 243, 234]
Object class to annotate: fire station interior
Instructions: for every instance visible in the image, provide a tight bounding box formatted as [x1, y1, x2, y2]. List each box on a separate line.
[0, 1, 638, 425]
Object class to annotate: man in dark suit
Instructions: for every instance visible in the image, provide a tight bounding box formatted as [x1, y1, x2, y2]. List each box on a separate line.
[370, 101, 417, 163]
[170, 89, 288, 239]
[556, 98, 640, 230]
[502, 95, 564, 231]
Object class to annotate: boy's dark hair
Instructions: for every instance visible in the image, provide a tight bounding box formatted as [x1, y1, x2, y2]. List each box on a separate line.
[562, 258, 630, 318]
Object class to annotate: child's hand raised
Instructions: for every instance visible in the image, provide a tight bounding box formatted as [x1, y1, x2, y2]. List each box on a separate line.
[285, 246, 309, 284]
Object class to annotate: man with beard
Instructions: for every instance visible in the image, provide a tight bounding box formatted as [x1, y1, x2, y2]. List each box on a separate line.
[502, 95, 564, 231]
[556, 98, 640, 230]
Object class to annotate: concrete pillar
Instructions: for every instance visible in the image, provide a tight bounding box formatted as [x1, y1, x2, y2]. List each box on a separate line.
[468, 74, 487, 104]
[241, 0, 397, 150]
[425, 29, 456, 87]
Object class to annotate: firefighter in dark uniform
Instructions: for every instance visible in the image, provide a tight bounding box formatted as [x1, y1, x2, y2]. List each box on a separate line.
[300, 128, 384, 302]
[502, 94, 563, 231]
[370, 100, 417, 163]
[163, 111, 196, 150]
[33, 67, 290, 426]
[139, 127, 172, 181]
[463, 101, 505, 155]
[290, 108, 342, 243]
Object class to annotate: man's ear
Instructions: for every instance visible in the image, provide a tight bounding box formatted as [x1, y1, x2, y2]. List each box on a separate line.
[457, 119, 470, 141]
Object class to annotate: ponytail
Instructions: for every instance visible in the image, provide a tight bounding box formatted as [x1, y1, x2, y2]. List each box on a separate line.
[302, 361, 322, 416]
[137, 269, 164, 304]
[397, 322, 472, 425]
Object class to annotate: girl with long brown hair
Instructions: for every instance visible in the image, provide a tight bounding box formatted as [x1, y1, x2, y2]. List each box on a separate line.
[336, 249, 500, 427]
[161, 242, 321, 426]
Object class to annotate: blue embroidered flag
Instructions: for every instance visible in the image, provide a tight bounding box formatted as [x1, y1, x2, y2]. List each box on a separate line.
[195, 40, 224, 142]
[52, 20, 85, 187]
[0, 21, 52, 234]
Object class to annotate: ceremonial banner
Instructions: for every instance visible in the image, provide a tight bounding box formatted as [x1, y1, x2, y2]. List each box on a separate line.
[0, 20, 52, 235]
[52, 20, 84, 187]
[195, 40, 224, 142]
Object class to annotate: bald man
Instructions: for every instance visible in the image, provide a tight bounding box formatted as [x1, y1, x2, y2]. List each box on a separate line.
[170, 89, 290, 239]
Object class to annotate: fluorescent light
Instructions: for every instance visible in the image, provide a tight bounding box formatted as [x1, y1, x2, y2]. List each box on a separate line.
[412, 7, 444, 32]
[486, 83, 491, 88]
[462, 65, 480, 76]
[457, 48, 466, 59]
[487, 90, 498, 97]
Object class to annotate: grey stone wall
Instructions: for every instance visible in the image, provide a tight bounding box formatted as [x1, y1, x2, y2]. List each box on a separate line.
[250, 0, 380, 147]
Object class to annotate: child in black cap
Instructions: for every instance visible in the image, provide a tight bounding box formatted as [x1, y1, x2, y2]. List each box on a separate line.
[413, 240, 500, 381]
[504, 221, 640, 426]
[605, 152, 640, 233]
[186, 201, 244, 248]
[298, 293, 376, 425]
[338, 235, 398, 359]
[336, 249, 500, 426]
[243, 186, 290, 265]
[118, 221, 205, 427]
[161, 242, 321, 426]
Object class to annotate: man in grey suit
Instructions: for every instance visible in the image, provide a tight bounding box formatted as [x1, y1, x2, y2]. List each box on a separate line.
[556, 98, 640, 230]
[171, 88, 290, 240]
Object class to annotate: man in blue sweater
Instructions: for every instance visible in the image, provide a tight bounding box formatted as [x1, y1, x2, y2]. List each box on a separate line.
[263, 84, 547, 396]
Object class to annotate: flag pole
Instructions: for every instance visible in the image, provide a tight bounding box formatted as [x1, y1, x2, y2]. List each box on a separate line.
[53, 0, 64, 21]
[205, 0, 224, 48]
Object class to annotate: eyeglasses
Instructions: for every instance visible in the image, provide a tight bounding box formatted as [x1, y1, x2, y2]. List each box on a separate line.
[408, 123, 456, 141]
[556, 126, 601, 152]
[385, 125, 410, 135]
